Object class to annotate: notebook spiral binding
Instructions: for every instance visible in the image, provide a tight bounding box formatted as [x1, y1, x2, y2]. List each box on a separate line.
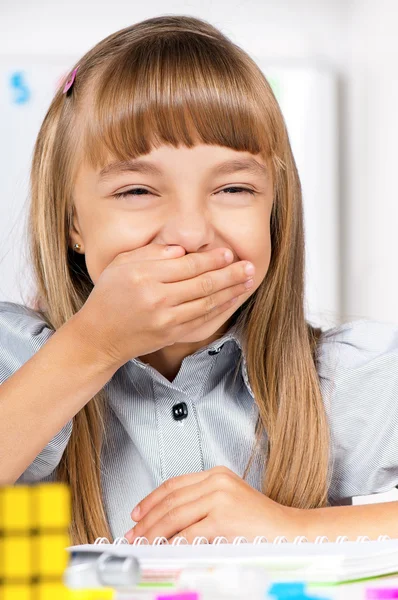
[94, 534, 391, 546]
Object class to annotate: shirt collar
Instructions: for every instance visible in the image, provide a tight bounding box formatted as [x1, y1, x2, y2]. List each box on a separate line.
[131, 320, 255, 400]
[206, 320, 254, 399]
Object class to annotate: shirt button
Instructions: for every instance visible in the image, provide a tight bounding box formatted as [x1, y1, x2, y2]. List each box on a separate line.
[172, 402, 188, 421]
[208, 343, 224, 355]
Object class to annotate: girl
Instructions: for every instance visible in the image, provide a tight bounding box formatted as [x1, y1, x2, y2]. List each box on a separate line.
[1, 14, 398, 547]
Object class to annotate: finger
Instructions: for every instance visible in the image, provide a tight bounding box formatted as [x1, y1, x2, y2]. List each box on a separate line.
[168, 518, 234, 544]
[115, 243, 186, 264]
[127, 494, 216, 544]
[169, 292, 243, 336]
[157, 247, 235, 284]
[127, 474, 234, 541]
[167, 259, 254, 309]
[172, 277, 253, 328]
[130, 471, 213, 523]
[130, 467, 237, 522]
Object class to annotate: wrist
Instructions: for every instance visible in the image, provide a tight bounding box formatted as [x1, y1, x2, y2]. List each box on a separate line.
[62, 310, 124, 373]
[294, 506, 325, 542]
[283, 505, 313, 540]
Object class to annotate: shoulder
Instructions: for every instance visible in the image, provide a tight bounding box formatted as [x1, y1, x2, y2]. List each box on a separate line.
[0, 301, 55, 375]
[316, 318, 398, 500]
[316, 317, 398, 381]
[0, 300, 54, 331]
[0, 302, 72, 483]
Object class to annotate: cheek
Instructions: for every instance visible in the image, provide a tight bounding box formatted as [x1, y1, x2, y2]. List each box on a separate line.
[80, 213, 145, 284]
[234, 223, 271, 286]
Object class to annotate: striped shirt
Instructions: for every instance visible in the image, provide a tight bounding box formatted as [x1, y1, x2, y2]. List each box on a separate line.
[1, 300, 398, 539]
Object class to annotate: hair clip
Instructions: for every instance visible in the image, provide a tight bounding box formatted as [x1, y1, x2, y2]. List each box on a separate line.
[62, 65, 79, 94]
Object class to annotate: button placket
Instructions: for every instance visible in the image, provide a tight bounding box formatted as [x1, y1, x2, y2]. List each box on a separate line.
[153, 386, 205, 480]
[152, 343, 229, 480]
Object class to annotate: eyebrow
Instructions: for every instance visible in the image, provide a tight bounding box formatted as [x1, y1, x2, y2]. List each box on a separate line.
[98, 157, 268, 180]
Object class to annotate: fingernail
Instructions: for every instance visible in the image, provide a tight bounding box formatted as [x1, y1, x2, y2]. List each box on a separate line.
[244, 262, 255, 275]
[124, 529, 133, 542]
[132, 504, 140, 520]
[223, 249, 233, 263]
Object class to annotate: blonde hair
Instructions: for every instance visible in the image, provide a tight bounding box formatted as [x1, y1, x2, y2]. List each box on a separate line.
[28, 15, 331, 544]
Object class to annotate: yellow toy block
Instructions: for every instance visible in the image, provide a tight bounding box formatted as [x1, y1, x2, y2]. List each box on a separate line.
[0, 536, 3, 580]
[34, 582, 70, 600]
[33, 532, 70, 578]
[2, 583, 32, 600]
[33, 483, 70, 531]
[0, 488, 2, 583]
[2, 487, 32, 533]
[3, 535, 32, 580]
[68, 590, 114, 600]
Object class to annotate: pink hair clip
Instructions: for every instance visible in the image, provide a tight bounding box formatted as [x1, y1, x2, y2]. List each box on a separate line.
[63, 65, 79, 94]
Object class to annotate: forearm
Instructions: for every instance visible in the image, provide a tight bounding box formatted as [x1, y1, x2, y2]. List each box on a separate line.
[301, 500, 398, 541]
[0, 313, 120, 484]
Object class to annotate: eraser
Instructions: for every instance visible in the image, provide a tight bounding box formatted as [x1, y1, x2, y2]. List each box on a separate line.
[156, 593, 199, 600]
[268, 582, 306, 597]
[366, 589, 398, 599]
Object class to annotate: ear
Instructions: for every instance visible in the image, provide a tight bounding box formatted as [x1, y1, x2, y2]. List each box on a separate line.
[68, 205, 84, 252]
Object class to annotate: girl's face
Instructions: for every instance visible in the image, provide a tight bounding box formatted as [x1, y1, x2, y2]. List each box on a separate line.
[70, 143, 273, 355]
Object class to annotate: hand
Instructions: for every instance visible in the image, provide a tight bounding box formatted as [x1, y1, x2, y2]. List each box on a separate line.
[124, 466, 304, 544]
[75, 244, 255, 369]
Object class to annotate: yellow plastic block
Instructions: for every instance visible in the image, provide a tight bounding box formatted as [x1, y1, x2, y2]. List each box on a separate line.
[34, 532, 70, 578]
[34, 582, 70, 600]
[68, 590, 114, 600]
[0, 535, 3, 580]
[33, 484, 70, 531]
[3, 535, 32, 580]
[2, 583, 32, 600]
[2, 487, 32, 533]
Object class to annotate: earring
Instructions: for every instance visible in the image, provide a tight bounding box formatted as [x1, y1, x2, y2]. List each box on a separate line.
[73, 243, 81, 251]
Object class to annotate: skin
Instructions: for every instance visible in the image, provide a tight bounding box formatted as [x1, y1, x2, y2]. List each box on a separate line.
[70, 142, 398, 543]
[70, 143, 273, 381]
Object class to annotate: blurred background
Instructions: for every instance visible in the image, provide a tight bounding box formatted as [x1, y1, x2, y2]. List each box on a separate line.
[1, 0, 397, 502]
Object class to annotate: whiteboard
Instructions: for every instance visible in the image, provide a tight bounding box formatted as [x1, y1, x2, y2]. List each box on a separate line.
[0, 58, 339, 328]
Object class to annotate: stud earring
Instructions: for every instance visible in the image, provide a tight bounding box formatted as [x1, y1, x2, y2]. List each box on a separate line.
[73, 243, 81, 251]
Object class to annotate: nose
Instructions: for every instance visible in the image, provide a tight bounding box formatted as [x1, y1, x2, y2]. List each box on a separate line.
[160, 201, 214, 253]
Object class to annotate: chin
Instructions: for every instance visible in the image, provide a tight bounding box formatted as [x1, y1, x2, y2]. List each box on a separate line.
[175, 305, 238, 345]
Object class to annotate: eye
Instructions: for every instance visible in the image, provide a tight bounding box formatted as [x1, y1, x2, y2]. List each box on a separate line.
[217, 186, 255, 195]
[114, 188, 151, 200]
[113, 186, 256, 200]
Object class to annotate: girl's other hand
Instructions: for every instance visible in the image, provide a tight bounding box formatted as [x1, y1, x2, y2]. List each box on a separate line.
[123, 466, 304, 544]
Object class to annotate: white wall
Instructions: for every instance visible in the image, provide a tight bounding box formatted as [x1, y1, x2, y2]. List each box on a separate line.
[1, 1, 349, 59]
[343, 0, 398, 323]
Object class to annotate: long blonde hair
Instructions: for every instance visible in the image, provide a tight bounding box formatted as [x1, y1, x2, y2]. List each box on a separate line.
[28, 15, 331, 544]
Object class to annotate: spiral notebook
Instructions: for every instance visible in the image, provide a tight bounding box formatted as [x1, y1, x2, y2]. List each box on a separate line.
[67, 534, 398, 586]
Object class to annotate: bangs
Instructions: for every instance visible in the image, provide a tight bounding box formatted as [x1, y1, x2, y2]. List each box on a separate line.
[77, 32, 277, 172]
